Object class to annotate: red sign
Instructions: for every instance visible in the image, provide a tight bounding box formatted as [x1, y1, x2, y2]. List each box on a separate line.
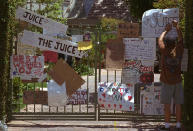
[43, 51, 58, 63]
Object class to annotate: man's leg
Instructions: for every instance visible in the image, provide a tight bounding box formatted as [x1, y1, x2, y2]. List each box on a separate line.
[160, 83, 173, 129]
[174, 83, 184, 129]
[165, 104, 171, 123]
[176, 104, 181, 122]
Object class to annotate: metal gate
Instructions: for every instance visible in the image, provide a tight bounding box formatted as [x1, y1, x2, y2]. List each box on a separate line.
[11, 50, 98, 120]
[96, 69, 166, 122]
[12, 19, 100, 121]
[12, 75, 97, 121]
[11, 18, 168, 122]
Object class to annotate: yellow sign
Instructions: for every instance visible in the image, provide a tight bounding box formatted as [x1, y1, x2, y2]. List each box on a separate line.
[78, 41, 93, 50]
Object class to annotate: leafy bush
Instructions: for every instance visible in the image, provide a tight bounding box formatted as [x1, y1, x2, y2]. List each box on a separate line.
[72, 58, 94, 76]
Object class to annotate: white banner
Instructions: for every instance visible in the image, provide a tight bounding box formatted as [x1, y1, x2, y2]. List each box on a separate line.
[142, 8, 179, 38]
[123, 38, 156, 61]
[21, 30, 84, 58]
[11, 55, 44, 80]
[98, 82, 134, 111]
[16, 7, 68, 35]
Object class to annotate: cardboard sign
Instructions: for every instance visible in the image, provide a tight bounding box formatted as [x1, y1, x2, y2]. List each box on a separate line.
[140, 83, 164, 115]
[11, 55, 44, 80]
[181, 48, 188, 72]
[43, 51, 58, 63]
[98, 82, 134, 111]
[16, 7, 68, 35]
[21, 30, 84, 58]
[122, 60, 154, 84]
[106, 38, 124, 69]
[49, 59, 85, 97]
[22, 78, 47, 83]
[23, 91, 48, 105]
[118, 23, 139, 38]
[123, 38, 156, 61]
[67, 89, 88, 105]
[17, 33, 36, 55]
[142, 8, 179, 38]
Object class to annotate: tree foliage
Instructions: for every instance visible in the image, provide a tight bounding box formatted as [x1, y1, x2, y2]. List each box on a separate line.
[0, 0, 67, 122]
[0, 0, 25, 122]
[36, 0, 66, 23]
[128, 0, 154, 21]
[153, 0, 185, 32]
[183, 0, 193, 130]
[0, 0, 9, 121]
[153, 0, 193, 129]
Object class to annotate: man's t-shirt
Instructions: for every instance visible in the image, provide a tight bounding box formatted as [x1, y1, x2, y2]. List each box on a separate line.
[160, 43, 184, 85]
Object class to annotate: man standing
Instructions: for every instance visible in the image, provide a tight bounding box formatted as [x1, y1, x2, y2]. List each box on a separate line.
[158, 20, 184, 131]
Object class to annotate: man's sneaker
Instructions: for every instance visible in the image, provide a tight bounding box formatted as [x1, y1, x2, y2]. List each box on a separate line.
[158, 126, 171, 131]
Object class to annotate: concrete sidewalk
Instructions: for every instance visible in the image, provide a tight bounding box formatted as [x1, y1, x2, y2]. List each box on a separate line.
[7, 120, 158, 131]
[6, 120, 185, 131]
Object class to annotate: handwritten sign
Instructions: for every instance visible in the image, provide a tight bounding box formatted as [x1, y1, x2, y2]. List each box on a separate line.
[67, 89, 87, 105]
[123, 38, 156, 61]
[98, 82, 134, 111]
[16, 7, 68, 35]
[122, 60, 154, 84]
[23, 91, 48, 105]
[140, 83, 164, 115]
[122, 68, 140, 84]
[118, 23, 139, 38]
[21, 30, 84, 58]
[11, 55, 44, 80]
[142, 8, 179, 38]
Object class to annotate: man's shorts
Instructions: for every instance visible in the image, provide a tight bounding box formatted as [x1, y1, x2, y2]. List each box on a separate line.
[160, 82, 184, 104]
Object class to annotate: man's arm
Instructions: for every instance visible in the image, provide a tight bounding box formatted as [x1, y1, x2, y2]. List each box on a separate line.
[158, 31, 167, 49]
[172, 20, 183, 46]
[158, 23, 172, 50]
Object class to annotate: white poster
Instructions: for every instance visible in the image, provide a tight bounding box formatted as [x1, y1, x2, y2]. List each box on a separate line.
[98, 82, 134, 111]
[17, 33, 36, 55]
[142, 8, 179, 38]
[123, 38, 156, 61]
[16, 7, 68, 35]
[47, 80, 68, 106]
[72, 35, 83, 43]
[67, 89, 87, 105]
[11, 55, 44, 80]
[21, 30, 84, 58]
[140, 83, 164, 115]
